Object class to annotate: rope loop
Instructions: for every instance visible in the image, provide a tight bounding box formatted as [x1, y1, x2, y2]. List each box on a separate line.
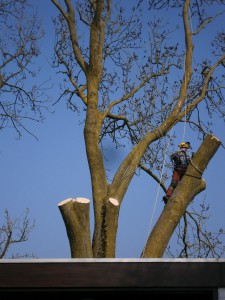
[190, 158, 203, 174]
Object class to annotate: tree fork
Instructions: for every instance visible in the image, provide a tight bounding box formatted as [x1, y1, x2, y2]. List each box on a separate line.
[142, 134, 221, 258]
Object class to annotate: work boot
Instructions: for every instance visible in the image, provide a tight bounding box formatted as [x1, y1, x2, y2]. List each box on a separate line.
[163, 196, 169, 205]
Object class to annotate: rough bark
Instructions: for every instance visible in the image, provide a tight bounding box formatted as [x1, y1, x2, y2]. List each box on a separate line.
[58, 197, 93, 258]
[142, 134, 221, 258]
[104, 198, 120, 257]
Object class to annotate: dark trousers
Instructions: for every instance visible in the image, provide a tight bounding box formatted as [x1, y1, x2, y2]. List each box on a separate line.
[165, 168, 186, 197]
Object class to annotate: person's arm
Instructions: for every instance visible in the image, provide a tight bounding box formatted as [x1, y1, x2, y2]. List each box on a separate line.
[171, 151, 178, 160]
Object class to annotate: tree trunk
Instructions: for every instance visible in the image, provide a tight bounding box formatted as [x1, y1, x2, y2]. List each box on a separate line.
[58, 197, 93, 258]
[142, 134, 221, 258]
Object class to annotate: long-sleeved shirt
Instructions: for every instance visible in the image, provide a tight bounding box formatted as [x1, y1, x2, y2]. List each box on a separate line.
[171, 149, 191, 170]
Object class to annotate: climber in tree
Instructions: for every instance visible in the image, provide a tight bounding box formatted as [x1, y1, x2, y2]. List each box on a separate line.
[163, 142, 194, 205]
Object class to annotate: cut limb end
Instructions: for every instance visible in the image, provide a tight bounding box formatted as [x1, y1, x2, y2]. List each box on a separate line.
[211, 135, 220, 142]
[109, 198, 119, 206]
[58, 198, 73, 206]
[58, 197, 90, 206]
[75, 197, 90, 203]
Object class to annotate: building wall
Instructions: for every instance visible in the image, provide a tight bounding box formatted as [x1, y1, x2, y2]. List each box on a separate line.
[0, 259, 225, 299]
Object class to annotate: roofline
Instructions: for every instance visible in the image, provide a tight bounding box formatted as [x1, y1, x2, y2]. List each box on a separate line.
[1, 258, 225, 263]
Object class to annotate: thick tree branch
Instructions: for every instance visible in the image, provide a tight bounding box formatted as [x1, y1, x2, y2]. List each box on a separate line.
[58, 197, 93, 258]
[172, 0, 193, 115]
[142, 134, 221, 258]
[105, 198, 119, 257]
[51, 0, 88, 73]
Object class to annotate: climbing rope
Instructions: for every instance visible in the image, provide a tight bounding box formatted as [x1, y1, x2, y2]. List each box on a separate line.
[119, 16, 192, 257]
[181, 94, 187, 142]
[141, 128, 173, 257]
[182, 8, 193, 143]
[141, 41, 192, 257]
[181, 51, 188, 143]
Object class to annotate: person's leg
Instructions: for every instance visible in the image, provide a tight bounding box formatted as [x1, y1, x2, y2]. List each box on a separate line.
[163, 170, 180, 204]
[166, 170, 180, 196]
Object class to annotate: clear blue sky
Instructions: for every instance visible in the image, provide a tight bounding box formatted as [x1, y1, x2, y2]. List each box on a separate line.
[0, 1, 224, 258]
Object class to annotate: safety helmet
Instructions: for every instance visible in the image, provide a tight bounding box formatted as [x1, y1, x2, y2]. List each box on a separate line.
[179, 141, 191, 149]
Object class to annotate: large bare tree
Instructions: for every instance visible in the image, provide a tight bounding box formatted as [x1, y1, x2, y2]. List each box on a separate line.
[0, 0, 47, 139]
[51, 0, 225, 258]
